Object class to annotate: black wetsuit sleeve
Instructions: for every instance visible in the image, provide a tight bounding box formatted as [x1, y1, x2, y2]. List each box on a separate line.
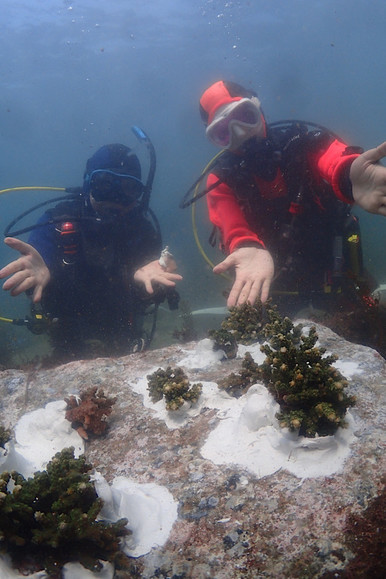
[28, 214, 59, 269]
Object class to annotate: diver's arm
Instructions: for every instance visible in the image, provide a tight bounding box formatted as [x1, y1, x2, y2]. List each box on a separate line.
[349, 142, 386, 216]
[206, 173, 274, 305]
[206, 173, 265, 252]
[316, 139, 386, 215]
[0, 237, 51, 303]
[315, 139, 361, 203]
[28, 213, 58, 269]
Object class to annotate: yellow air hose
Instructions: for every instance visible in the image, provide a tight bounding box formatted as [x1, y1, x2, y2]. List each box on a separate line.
[0, 186, 66, 196]
[191, 152, 230, 277]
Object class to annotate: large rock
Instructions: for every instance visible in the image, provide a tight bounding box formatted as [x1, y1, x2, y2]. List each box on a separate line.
[0, 322, 385, 578]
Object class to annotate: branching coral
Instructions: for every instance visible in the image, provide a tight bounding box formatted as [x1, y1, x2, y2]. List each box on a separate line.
[208, 328, 238, 359]
[0, 447, 129, 576]
[219, 301, 264, 344]
[208, 301, 264, 358]
[65, 387, 117, 440]
[218, 352, 260, 397]
[0, 425, 11, 449]
[147, 366, 202, 411]
[258, 307, 356, 437]
[215, 304, 355, 437]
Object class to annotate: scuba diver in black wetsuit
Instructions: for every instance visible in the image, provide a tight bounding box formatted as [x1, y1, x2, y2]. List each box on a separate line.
[0, 130, 182, 362]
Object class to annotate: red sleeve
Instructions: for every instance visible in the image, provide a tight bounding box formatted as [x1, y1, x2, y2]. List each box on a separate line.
[315, 139, 360, 204]
[206, 173, 265, 253]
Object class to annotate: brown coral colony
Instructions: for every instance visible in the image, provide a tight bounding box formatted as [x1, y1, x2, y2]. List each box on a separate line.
[65, 386, 117, 439]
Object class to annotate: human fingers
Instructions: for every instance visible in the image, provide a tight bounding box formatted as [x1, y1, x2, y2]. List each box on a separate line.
[32, 284, 43, 303]
[226, 277, 245, 307]
[10, 277, 37, 297]
[4, 237, 34, 255]
[152, 272, 183, 289]
[141, 278, 155, 294]
[228, 279, 254, 307]
[2, 269, 30, 291]
[377, 204, 386, 217]
[236, 279, 265, 306]
[260, 277, 272, 304]
[161, 272, 183, 283]
[235, 281, 255, 306]
[213, 263, 226, 275]
[213, 254, 234, 276]
[243, 280, 264, 306]
[0, 258, 25, 280]
[5, 273, 35, 297]
[361, 141, 386, 164]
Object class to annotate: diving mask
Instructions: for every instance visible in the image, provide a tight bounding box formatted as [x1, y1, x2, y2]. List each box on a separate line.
[206, 97, 265, 150]
[88, 169, 144, 205]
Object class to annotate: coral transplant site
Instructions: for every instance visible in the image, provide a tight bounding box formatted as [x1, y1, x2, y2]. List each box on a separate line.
[0, 301, 384, 577]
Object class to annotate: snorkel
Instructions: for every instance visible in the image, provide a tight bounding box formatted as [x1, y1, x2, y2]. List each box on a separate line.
[131, 125, 156, 212]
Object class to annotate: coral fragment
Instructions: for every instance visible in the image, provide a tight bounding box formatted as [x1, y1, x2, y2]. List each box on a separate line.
[65, 387, 117, 438]
[147, 366, 202, 410]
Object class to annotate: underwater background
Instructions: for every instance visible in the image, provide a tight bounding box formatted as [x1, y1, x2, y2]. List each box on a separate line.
[1, 0, 385, 364]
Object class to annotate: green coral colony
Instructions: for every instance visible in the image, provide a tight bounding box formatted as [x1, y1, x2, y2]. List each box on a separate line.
[209, 301, 264, 358]
[214, 302, 356, 437]
[0, 448, 129, 575]
[147, 366, 202, 411]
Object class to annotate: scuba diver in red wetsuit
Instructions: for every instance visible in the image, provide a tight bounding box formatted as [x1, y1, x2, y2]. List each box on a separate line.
[182, 80, 386, 324]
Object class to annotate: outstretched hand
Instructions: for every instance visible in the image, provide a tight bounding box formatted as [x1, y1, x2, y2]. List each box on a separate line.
[0, 237, 51, 303]
[134, 259, 183, 294]
[350, 141, 386, 216]
[213, 246, 275, 307]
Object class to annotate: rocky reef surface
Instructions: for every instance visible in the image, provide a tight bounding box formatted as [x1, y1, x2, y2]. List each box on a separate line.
[0, 321, 385, 578]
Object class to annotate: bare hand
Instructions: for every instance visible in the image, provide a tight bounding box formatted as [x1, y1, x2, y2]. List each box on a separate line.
[0, 237, 51, 303]
[213, 246, 274, 307]
[350, 141, 386, 216]
[134, 259, 183, 294]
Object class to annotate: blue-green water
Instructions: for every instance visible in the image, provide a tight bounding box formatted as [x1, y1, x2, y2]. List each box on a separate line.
[1, 0, 385, 364]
